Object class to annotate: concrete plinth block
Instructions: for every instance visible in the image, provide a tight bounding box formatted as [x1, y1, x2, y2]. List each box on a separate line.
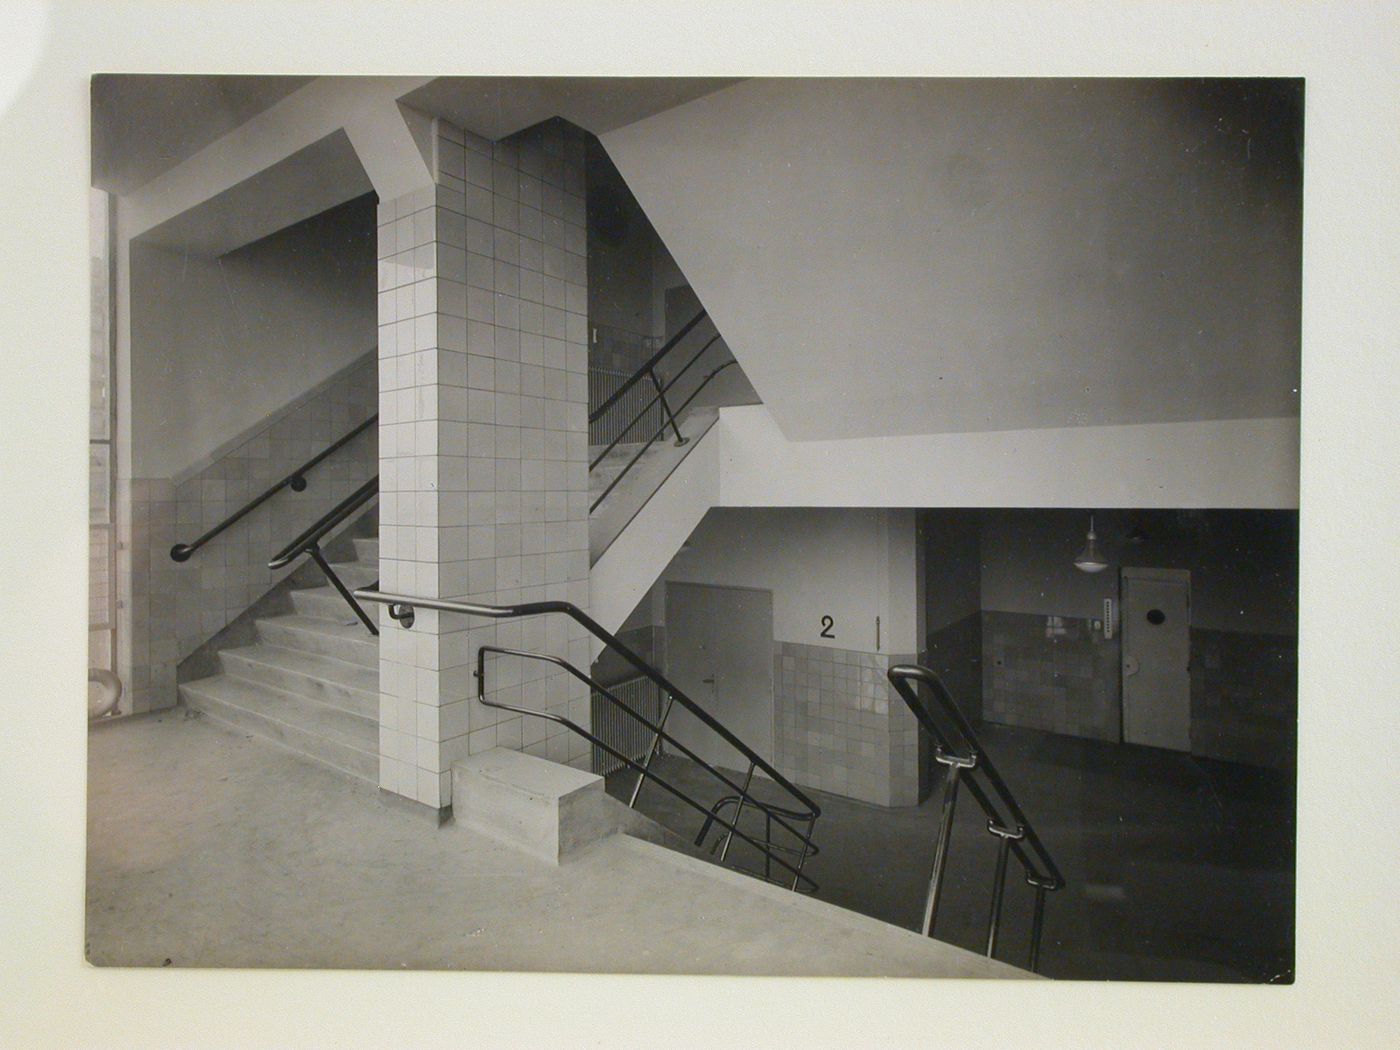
[451, 747, 624, 864]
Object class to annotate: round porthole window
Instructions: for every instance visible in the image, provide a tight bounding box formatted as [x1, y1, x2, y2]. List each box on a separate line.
[1146, 609, 1166, 625]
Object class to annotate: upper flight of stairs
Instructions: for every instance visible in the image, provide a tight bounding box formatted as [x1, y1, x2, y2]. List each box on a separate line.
[180, 536, 380, 784]
[588, 405, 719, 565]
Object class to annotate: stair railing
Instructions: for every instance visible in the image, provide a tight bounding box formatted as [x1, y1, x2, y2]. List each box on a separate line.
[588, 309, 734, 513]
[693, 780, 821, 891]
[352, 587, 821, 892]
[268, 477, 380, 635]
[887, 664, 1064, 972]
[170, 413, 376, 562]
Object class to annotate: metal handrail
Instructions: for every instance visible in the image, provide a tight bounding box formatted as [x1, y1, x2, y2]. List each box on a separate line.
[588, 308, 708, 425]
[587, 308, 739, 515]
[589, 334, 721, 472]
[170, 413, 377, 562]
[589, 359, 736, 515]
[695, 791, 822, 891]
[268, 475, 380, 635]
[351, 587, 822, 885]
[887, 664, 1064, 972]
[477, 644, 818, 892]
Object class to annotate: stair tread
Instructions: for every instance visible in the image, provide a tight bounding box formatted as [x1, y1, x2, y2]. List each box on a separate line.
[290, 585, 377, 619]
[256, 613, 378, 670]
[258, 613, 377, 641]
[221, 643, 378, 694]
[182, 674, 377, 754]
[322, 565, 378, 585]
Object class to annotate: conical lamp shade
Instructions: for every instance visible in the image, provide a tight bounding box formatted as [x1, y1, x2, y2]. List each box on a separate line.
[1073, 515, 1110, 573]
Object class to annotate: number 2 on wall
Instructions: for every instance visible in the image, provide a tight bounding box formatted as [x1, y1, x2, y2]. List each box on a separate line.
[819, 615, 835, 639]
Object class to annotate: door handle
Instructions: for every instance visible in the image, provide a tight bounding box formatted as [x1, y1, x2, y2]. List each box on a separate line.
[1124, 655, 1140, 677]
[702, 677, 715, 684]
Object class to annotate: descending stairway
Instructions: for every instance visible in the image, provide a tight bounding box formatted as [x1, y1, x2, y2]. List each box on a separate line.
[180, 536, 380, 783]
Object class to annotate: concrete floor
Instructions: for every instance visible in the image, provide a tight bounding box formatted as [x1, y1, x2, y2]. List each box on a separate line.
[85, 709, 1029, 978]
[614, 725, 1295, 982]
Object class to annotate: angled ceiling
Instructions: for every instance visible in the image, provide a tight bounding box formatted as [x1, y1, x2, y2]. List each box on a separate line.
[136, 130, 373, 256]
[602, 78, 1304, 439]
[91, 74, 314, 194]
[92, 75, 738, 196]
[397, 76, 740, 142]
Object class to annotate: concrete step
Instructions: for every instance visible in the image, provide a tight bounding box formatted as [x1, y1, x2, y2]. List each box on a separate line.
[255, 614, 379, 669]
[352, 536, 379, 562]
[325, 560, 378, 590]
[180, 675, 377, 783]
[588, 442, 647, 464]
[289, 584, 376, 622]
[218, 643, 378, 719]
[589, 444, 667, 498]
[453, 748, 720, 867]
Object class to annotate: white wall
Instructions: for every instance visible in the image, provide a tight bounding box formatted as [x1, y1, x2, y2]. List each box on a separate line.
[603, 78, 1302, 441]
[717, 405, 1299, 510]
[656, 506, 919, 653]
[129, 194, 377, 478]
[592, 401, 1296, 646]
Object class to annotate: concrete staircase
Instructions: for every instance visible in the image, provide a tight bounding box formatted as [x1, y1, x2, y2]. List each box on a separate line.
[588, 405, 719, 567]
[180, 536, 380, 784]
[588, 441, 650, 507]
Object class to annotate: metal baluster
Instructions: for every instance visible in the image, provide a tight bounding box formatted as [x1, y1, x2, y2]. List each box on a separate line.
[790, 813, 815, 892]
[923, 747, 978, 937]
[1026, 875, 1053, 973]
[627, 691, 676, 808]
[984, 821, 1025, 959]
[308, 545, 378, 636]
[719, 761, 756, 863]
[647, 367, 688, 446]
[764, 810, 774, 882]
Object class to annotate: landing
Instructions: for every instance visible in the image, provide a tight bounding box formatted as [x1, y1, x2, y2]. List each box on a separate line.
[86, 711, 1030, 978]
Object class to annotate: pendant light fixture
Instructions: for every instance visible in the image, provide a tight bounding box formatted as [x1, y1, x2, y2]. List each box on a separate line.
[1073, 514, 1110, 574]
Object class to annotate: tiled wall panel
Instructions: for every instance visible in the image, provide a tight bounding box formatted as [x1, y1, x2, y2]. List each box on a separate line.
[982, 610, 1121, 742]
[375, 118, 591, 809]
[591, 323, 659, 376]
[116, 358, 377, 714]
[772, 642, 922, 807]
[984, 610, 1296, 769]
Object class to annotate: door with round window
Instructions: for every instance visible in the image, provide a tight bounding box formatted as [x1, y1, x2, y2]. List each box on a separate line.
[1120, 567, 1191, 751]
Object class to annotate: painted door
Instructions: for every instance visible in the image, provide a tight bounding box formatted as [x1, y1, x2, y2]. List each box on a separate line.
[664, 582, 774, 772]
[1120, 568, 1192, 751]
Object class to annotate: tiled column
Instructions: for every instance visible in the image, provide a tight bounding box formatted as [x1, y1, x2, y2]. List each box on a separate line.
[375, 117, 592, 809]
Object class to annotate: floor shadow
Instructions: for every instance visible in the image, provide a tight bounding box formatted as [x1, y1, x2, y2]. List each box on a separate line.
[607, 722, 1295, 982]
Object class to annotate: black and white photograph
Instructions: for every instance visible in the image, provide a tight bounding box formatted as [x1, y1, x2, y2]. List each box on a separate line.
[3, 3, 1398, 1048]
[83, 72, 1302, 984]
